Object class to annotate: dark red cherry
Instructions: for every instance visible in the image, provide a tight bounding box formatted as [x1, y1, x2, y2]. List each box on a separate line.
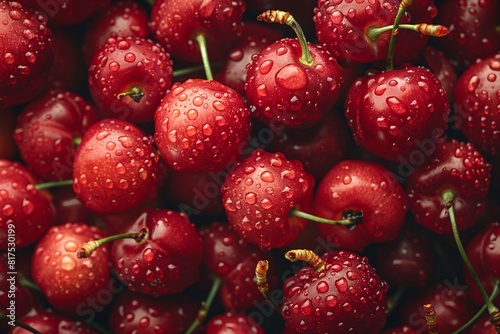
[8, 309, 98, 334]
[205, 312, 265, 334]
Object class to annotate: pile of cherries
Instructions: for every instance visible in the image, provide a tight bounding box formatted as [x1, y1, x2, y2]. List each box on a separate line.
[1, 0, 499, 333]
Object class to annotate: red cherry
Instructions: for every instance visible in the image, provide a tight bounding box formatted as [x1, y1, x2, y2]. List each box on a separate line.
[0, 160, 55, 250]
[381, 326, 419, 334]
[406, 140, 491, 234]
[9, 309, 97, 334]
[154, 78, 252, 173]
[109, 290, 199, 333]
[471, 314, 498, 334]
[0, 1, 54, 108]
[205, 312, 265, 334]
[72, 118, 164, 214]
[32, 222, 111, 315]
[14, 90, 98, 181]
[110, 209, 203, 296]
[220, 149, 314, 249]
[345, 66, 450, 162]
[454, 53, 500, 156]
[313, 159, 408, 252]
[421, 45, 458, 101]
[280, 249, 389, 333]
[150, 0, 246, 63]
[83, 0, 149, 65]
[88, 36, 173, 123]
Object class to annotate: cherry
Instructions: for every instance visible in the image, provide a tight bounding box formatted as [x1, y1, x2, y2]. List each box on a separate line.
[14, 90, 98, 181]
[279, 249, 389, 333]
[471, 314, 499, 334]
[381, 326, 419, 334]
[454, 52, 500, 156]
[421, 45, 458, 101]
[406, 140, 491, 234]
[0, 1, 54, 108]
[344, 65, 450, 163]
[8, 309, 98, 334]
[434, 0, 500, 71]
[31, 222, 111, 315]
[154, 78, 252, 173]
[245, 10, 342, 129]
[215, 22, 283, 96]
[375, 221, 436, 288]
[52, 187, 96, 226]
[313, 159, 408, 252]
[220, 149, 314, 249]
[72, 118, 164, 215]
[83, 0, 149, 65]
[199, 222, 278, 311]
[0, 160, 55, 250]
[150, 0, 246, 63]
[88, 36, 174, 123]
[0, 110, 19, 160]
[83, 208, 204, 296]
[205, 312, 265, 334]
[109, 290, 199, 333]
[268, 110, 353, 181]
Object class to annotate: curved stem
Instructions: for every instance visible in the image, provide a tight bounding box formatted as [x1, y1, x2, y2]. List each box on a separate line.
[185, 276, 223, 334]
[116, 86, 144, 103]
[452, 280, 500, 334]
[289, 207, 361, 227]
[77, 228, 148, 259]
[386, 0, 414, 71]
[35, 179, 73, 191]
[194, 33, 213, 81]
[442, 189, 499, 316]
[0, 313, 42, 334]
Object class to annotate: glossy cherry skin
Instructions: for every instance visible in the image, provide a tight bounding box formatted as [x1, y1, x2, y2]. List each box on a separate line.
[83, 0, 149, 65]
[220, 149, 314, 249]
[150, 0, 246, 63]
[205, 312, 265, 334]
[313, 159, 408, 252]
[281, 250, 389, 334]
[454, 53, 500, 156]
[0, 110, 18, 160]
[0, 1, 54, 108]
[88, 36, 173, 123]
[216, 22, 283, 96]
[14, 90, 98, 181]
[381, 326, 419, 334]
[471, 314, 498, 334]
[345, 66, 450, 162]
[0, 160, 55, 250]
[434, 0, 500, 71]
[422, 45, 458, 101]
[154, 78, 252, 173]
[406, 140, 491, 234]
[9, 310, 98, 334]
[109, 290, 199, 334]
[111, 209, 203, 296]
[72, 118, 164, 215]
[268, 110, 353, 181]
[32, 222, 111, 315]
[245, 38, 342, 129]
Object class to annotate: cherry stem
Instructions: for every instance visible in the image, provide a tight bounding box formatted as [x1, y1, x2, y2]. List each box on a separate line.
[289, 207, 362, 227]
[255, 260, 281, 314]
[452, 280, 500, 334]
[257, 10, 313, 66]
[0, 313, 42, 334]
[369, 23, 449, 40]
[423, 303, 439, 334]
[385, 0, 413, 71]
[194, 32, 214, 80]
[442, 189, 500, 317]
[185, 276, 223, 334]
[285, 249, 325, 272]
[387, 285, 405, 313]
[18, 273, 42, 293]
[35, 179, 73, 191]
[116, 86, 145, 103]
[77, 228, 148, 259]
[73, 136, 81, 147]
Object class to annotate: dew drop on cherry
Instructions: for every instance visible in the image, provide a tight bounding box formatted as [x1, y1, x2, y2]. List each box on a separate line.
[335, 277, 348, 293]
[386, 96, 407, 114]
[260, 171, 274, 182]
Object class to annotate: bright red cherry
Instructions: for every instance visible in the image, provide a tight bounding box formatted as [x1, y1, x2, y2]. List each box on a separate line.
[0, 1, 54, 107]
[205, 312, 265, 334]
[72, 118, 164, 214]
[345, 65, 450, 162]
[9, 310, 98, 334]
[154, 78, 252, 173]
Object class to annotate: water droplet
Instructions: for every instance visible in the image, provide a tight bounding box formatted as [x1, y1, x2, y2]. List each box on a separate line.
[245, 192, 257, 205]
[317, 281, 329, 293]
[300, 299, 313, 316]
[331, 10, 344, 24]
[96, 131, 111, 141]
[124, 52, 136, 63]
[4, 52, 14, 64]
[193, 96, 204, 106]
[22, 199, 34, 214]
[186, 125, 197, 137]
[2, 204, 13, 216]
[64, 241, 78, 252]
[259, 60, 274, 74]
[118, 136, 132, 148]
[143, 248, 154, 262]
[260, 171, 274, 182]
[343, 175, 352, 185]
[61, 255, 76, 271]
[275, 64, 308, 90]
[335, 277, 348, 293]
[375, 84, 387, 95]
[386, 96, 407, 114]
[260, 198, 273, 209]
[326, 295, 338, 307]
[9, 10, 21, 20]
[115, 163, 126, 174]
[108, 61, 120, 71]
[213, 101, 225, 111]
[467, 75, 479, 92]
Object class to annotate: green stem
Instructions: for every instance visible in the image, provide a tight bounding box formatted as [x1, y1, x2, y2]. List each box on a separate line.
[194, 33, 214, 81]
[289, 207, 362, 226]
[387, 286, 405, 313]
[18, 274, 42, 293]
[452, 280, 500, 334]
[77, 228, 148, 259]
[442, 189, 499, 315]
[386, 0, 413, 71]
[284, 14, 313, 65]
[185, 276, 223, 334]
[35, 179, 73, 191]
[0, 313, 42, 334]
